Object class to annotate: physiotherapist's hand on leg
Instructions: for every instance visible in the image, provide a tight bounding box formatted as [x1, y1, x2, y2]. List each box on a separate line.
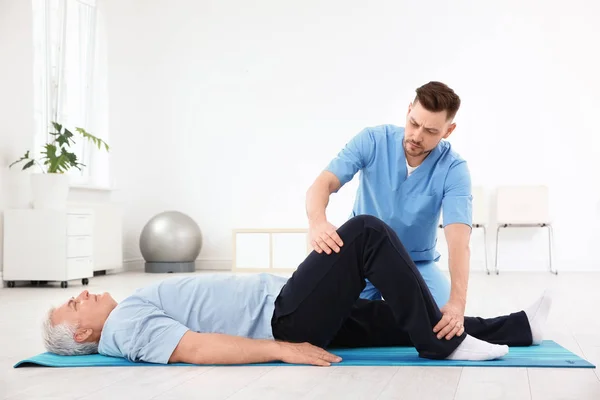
[436, 223, 472, 340]
[308, 219, 344, 254]
[434, 301, 466, 340]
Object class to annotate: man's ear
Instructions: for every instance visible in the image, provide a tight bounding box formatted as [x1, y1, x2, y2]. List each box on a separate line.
[74, 328, 93, 343]
[443, 123, 457, 139]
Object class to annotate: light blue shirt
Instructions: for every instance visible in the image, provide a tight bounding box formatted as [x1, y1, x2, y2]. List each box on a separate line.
[98, 273, 289, 364]
[326, 124, 472, 263]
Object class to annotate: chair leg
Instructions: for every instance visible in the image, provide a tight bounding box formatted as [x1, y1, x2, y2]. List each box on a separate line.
[494, 225, 501, 274]
[547, 224, 557, 275]
[483, 226, 490, 274]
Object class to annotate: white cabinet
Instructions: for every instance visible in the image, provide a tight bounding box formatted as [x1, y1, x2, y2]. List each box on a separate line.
[79, 202, 122, 273]
[3, 208, 95, 288]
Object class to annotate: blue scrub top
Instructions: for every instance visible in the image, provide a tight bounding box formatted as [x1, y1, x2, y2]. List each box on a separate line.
[325, 124, 472, 264]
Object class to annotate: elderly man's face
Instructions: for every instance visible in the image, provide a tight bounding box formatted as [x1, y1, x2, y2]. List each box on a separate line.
[52, 290, 117, 343]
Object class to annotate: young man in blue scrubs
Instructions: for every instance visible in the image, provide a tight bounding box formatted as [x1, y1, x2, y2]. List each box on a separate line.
[306, 81, 471, 341]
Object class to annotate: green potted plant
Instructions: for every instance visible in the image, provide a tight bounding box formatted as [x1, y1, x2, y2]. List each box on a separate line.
[9, 121, 109, 209]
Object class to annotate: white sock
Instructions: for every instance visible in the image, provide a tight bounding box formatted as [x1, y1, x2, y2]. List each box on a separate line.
[524, 291, 553, 345]
[446, 334, 509, 361]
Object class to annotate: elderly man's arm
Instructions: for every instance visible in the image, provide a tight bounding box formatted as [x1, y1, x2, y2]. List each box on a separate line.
[169, 331, 342, 366]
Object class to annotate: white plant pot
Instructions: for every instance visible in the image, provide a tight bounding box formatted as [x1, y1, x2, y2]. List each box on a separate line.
[31, 173, 70, 210]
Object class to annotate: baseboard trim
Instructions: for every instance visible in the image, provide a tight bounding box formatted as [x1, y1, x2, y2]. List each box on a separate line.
[122, 259, 232, 273]
[0, 260, 233, 287]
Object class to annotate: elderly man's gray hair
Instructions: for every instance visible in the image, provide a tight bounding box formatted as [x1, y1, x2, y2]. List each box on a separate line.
[42, 307, 99, 356]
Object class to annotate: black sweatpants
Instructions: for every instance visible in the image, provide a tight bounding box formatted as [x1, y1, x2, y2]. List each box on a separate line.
[271, 215, 533, 359]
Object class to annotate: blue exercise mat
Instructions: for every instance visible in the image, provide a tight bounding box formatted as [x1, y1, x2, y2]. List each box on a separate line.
[13, 340, 595, 369]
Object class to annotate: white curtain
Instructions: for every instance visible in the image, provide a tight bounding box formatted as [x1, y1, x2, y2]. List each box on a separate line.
[32, 0, 106, 184]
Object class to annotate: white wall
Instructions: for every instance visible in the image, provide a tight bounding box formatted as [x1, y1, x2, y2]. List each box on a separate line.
[104, 0, 600, 271]
[0, 0, 118, 276]
[0, 0, 36, 274]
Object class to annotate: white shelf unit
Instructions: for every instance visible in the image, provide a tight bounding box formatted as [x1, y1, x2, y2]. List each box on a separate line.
[232, 228, 310, 273]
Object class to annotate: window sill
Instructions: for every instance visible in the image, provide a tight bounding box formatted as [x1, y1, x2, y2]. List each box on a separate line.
[70, 184, 116, 192]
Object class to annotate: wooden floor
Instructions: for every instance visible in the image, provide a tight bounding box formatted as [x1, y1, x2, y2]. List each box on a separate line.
[1, 270, 600, 400]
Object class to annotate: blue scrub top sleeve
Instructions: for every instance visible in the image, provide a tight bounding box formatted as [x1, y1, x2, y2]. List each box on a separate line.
[442, 160, 473, 228]
[324, 128, 376, 188]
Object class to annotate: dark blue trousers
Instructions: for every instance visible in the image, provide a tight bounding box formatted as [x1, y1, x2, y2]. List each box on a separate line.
[271, 215, 533, 359]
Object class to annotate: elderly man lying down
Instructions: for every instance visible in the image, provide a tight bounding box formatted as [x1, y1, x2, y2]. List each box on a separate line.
[44, 215, 551, 366]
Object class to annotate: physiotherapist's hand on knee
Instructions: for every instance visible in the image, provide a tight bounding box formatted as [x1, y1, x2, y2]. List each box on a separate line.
[309, 219, 343, 254]
[305, 170, 344, 255]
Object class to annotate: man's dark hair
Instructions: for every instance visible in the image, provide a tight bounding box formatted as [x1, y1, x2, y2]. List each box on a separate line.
[414, 81, 461, 121]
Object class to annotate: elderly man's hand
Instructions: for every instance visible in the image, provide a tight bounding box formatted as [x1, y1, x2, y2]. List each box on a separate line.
[433, 301, 465, 340]
[278, 342, 342, 366]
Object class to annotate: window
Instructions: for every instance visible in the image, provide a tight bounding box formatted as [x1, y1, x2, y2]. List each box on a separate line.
[32, 0, 110, 188]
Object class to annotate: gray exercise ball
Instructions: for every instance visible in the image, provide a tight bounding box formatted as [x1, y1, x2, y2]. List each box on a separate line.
[140, 210, 203, 273]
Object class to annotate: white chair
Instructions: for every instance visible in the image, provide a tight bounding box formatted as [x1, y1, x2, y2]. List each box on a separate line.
[471, 186, 490, 274]
[438, 185, 489, 273]
[494, 185, 556, 275]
